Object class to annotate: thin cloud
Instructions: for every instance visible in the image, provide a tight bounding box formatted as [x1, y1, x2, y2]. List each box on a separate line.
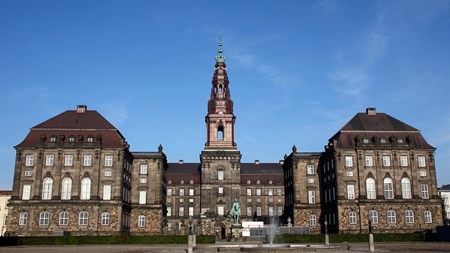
[98, 102, 129, 125]
[313, 0, 339, 13]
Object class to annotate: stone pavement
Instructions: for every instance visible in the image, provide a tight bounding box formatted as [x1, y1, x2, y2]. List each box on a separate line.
[1, 242, 450, 253]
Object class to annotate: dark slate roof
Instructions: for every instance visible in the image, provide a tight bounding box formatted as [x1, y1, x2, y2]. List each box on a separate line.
[341, 112, 418, 132]
[240, 163, 283, 175]
[32, 110, 116, 130]
[439, 184, 450, 191]
[166, 163, 201, 185]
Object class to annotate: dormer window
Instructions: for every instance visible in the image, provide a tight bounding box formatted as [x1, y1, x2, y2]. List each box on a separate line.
[363, 137, 369, 144]
[268, 180, 273, 185]
[180, 180, 184, 185]
[398, 138, 403, 144]
[68, 135, 76, 142]
[87, 136, 94, 143]
[50, 136, 57, 142]
[246, 180, 251, 184]
[256, 180, 261, 184]
[380, 137, 386, 144]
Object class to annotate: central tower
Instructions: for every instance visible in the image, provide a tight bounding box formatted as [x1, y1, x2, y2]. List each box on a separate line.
[200, 39, 241, 219]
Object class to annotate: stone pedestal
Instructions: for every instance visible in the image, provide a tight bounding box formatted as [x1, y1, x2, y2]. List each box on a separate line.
[325, 234, 329, 246]
[231, 224, 243, 241]
[188, 235, 194, 253]
[193, 234, 196, 247]
[368, 233, 374, 252]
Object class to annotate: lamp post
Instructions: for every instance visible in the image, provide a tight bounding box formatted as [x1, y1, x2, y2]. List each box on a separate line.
[188, 215, 193, 235]
[324, 220, 329, 246]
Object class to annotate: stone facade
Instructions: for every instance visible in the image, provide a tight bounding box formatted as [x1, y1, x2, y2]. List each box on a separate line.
[0, 191, 11, 235]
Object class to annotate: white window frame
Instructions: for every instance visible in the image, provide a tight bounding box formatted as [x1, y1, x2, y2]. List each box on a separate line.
[345, 156, 353, 167]
[167, 207, 172, 217]
[59, 211, 69, 226]
[167, 188, 172, 196]
[139, 191, 147, 204]
[268, 189, 273, 196]
[401, 178, 412, 199]
[22, 184, 31, 200]
[365, 156, 373, 167]
[189, 188, 194, 196]
[189, 206, 194, 216]
[405, 210, 414, 224]
[247, 206, 252, 216]
[421, 184, 429, 199]
[384, 178, 394, 199]
[256, 206, 262, 216]
[45, 154, 54, 166]
[308, 190, 315, 204]
[217, 170, 224, 180]
[366, 178, 376, 199]
[179, 207, 185, 217]
[39, 211, 49, 225]
[105, 155, 113, 167]
[101, 212, 110, 225]
[418, 156, 426, 167]
[218, 186, 224, 194]
[83, 155, 92, 166]
[369, 210, 378, 224]
[79, 211, 89, 225]
[140, 164, 148, 175]
[387, 210, 396, 224]
[382, 155, 391, 167]
[61, 177, 72, 200]
[247, 188, 252, 196]
[80, 178, 91, 200]
[65, 155, 73, 166]
[419, 170, 427, 177]
[268, 206, 274, 216]
[42, 177, 53, 200]
[138, 215, 145, 227]
[104, 170, 112, 177]
[400, 156, 408, 167]
[19, 212, 28, 225]
[25, 155, 34, 166]
[424, 210, 432, 223]
[347, 184, 355, 200]
[103, 184, 111, 200]
[349, 211, 357, 224]
[307, 165, 314, 175]
[179, 188, 185, 196]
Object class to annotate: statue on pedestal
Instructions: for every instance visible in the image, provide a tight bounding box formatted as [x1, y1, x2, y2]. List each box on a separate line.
[230, 198, 241, 225]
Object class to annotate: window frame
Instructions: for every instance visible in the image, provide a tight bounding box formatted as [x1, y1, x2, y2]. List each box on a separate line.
[59, 211, 69, 226]
[101, 212, 110, 225]
[39, 211, 50, 226]
[405, 210, 414, 224]
[387, 210, 396, 224]
[349, 211, 357, 225]
[78, 211, 89, 225]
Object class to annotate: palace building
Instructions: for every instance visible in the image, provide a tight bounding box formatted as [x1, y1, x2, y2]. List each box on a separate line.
[6, 41, 442, 236]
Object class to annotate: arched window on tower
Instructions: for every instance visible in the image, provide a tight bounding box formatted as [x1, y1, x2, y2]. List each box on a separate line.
[218, 84, 223, 94]
[217, 125, 224, 141]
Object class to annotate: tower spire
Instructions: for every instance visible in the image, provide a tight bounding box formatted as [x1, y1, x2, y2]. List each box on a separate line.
[215, 37, 226, 63]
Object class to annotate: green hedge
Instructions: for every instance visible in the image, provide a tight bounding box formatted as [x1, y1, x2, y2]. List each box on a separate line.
[0, 235, 216, 246]
[275, 233, 426, 244]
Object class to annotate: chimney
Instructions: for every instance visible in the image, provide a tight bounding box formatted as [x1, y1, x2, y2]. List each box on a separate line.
[179, 159, 184, 164]
[366, 107, 376, 115]
[255, 160, 260, 165]
[77, 105, 87, 113]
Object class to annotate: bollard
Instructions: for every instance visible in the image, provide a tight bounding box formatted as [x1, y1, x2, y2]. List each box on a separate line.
[188, 234, 193, 253]
[325, 234, 330, 246]
[193, 234, 196, 247]
[368, 233, 374, 252]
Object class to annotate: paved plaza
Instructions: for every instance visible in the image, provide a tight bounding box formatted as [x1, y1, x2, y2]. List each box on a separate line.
[1, 242, 450, 253]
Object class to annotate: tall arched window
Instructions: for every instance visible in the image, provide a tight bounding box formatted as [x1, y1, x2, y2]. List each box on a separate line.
[42, 177, 53, 200]
[309, 214, 317, 226]
[217, 125, 224, 140]
[369, 210, 378, 224]
[424, 210, 432, 223]
[81, 178, 91, 200]
[61, 177, 72, 200]
[101, 212, 110, 225]
[79, 211, 89, 225]
[401, 178, 411, 199]
[19, 212, 28, 225]
[384, 178, 394, 199]
[349, 211, 357, 224]
[366, 178, 376, 199]
[59, 211, 69, 225]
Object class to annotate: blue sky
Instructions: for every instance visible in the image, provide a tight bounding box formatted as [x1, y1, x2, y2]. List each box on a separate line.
[1, 0, 450, 190]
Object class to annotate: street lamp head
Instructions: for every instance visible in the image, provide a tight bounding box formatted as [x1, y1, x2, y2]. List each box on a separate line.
[324, 220, 328, 226]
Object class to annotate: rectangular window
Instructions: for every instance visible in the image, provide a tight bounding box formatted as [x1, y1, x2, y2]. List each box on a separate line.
[268, 206, 274, 216]
[346, 171, 353, 177]
[139, 191, 146, 204]
[83, 155, 92, 166]
[307, 165, 315, 174]
[45, 155, 54, 166]
[382, 155, 391, 167]
[138, 216, 145, 227]
[105, 155, 113, 167]
[22, 184, 31, 200]
[256, 188, 261, 196]
[25, 155, 34, 166]
[400, 156, 408, 167]
[189, 188, 194, 196]
[308, 178, 315, 183]
[347, 185, 355, 199]
[268, 189, 273, 196]
[278, 207, 283, 216]
[104, 170, 112, 177]
[65, 155, 73, 166]
[140, 165, 148, 175]
[418, 156, 426, 167]
[345, 156, 353, 167]
[421, 184, 429, 199]
[103, 185, 111, 200]
[256, 206, 262, 216]
[139, 178, 147, 184]
[247, 206, 252, 216]
[217, 206, 224, 216]
[179, 189, 185, 196]
[218, 187, 223, 194]
[308, 190, 315, 204]
[24, 171, 32, 177]
[419, 170, 427, 177]
[218, 171, 224, 180]
[167, 207, 172, 217]
[246, 188, 252, 196]
[365, 156, 373, 167]
[167, 188, 172, 196]
[189, 206, 194, 216]
[277, 189, 283, 196]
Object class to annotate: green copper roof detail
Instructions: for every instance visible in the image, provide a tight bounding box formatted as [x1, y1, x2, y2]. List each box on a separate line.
[215, 37, 226, 63]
